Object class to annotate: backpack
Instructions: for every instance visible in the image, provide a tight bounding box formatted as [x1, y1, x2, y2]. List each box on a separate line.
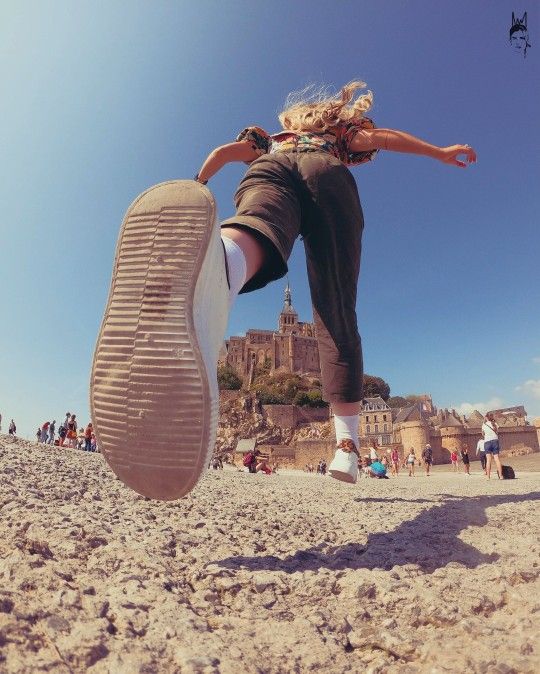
[243, 452, 254, 467]
[501, 465, 515, 479]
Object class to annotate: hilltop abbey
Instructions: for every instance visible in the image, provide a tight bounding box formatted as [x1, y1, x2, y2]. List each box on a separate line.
[220, 284, 320, 381]
[219, 285, 539, 466]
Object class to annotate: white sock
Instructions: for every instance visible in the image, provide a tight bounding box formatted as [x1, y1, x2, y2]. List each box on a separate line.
[333, 414, 359, 447]
[221, 235, 247, 309]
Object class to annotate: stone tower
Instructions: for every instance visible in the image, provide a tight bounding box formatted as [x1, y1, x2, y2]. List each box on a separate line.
[278, 282, 299, 334]
[399, 420, 430, 456]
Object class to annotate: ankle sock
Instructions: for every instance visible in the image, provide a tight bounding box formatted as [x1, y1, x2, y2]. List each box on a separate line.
[333, 414, 359, 448]
[221, 235, 247, 309]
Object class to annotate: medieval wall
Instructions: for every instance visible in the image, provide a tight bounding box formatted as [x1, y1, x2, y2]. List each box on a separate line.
[262, 404, 330, 429]
[498, 426, 539, 454]
[294, 439, 336, 468]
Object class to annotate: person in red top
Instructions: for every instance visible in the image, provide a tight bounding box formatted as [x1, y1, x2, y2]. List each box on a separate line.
[84, 423, 93, 452]
[450, 450, 459, 472]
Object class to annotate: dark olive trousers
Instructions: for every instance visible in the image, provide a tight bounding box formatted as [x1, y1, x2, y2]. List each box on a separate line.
[221, 151, 364, 403]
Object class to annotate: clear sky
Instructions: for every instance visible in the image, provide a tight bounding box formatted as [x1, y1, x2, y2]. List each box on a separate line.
[1, 1, 539, 439]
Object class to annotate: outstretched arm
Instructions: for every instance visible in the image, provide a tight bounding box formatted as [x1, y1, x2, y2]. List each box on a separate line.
[351, 127, 477, 167]
[195, 141, 260, 183]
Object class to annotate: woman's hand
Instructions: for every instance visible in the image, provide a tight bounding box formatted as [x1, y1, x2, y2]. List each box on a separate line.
[437, 144, 477, 167]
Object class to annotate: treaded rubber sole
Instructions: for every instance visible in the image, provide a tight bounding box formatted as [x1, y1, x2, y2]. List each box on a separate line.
[329, 470, 357, 484]
[90, 180, 216, 500]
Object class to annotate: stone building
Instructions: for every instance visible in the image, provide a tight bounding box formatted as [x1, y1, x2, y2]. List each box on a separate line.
[220, 283, 320, 382]
[293, 399, 539, 468]
[359, 397, 394, 446]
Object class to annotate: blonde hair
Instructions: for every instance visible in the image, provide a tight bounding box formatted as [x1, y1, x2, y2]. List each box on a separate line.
[278, 80, 373, 133]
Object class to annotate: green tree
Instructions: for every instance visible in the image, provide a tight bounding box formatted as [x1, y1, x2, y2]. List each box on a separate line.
[362, 374, 391, 400]
[293, 389, 328, 408]
[217, 365, 242, 391]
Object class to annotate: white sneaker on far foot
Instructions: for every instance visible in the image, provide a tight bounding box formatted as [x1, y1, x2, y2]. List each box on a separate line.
[328, 439, 359, 484]
[90, 180, 229, 500]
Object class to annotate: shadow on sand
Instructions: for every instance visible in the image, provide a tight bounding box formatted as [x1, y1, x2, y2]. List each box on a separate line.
[216, 491, 540, 575]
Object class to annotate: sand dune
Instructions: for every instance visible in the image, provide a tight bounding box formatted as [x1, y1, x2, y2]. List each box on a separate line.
[1, 434, 539, 673]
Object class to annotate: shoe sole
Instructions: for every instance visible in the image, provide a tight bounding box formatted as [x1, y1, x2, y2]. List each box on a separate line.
[90, 180, 216, 500]
[329, 470, 357, 484]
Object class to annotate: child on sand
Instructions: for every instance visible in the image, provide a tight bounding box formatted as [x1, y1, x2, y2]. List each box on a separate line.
[450, 450, 459, 472]
[90, 80, 476, 500]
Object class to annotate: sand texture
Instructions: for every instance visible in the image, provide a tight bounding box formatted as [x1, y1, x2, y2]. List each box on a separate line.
[1, 434, 539, 673]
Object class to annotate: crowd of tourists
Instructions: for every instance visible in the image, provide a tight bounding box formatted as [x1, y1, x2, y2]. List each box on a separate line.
[36, 412, 99, 452]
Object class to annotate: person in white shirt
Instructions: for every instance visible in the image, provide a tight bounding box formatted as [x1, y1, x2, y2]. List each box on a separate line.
[481, 413, 503, 479]
[476, 437, 487, 473]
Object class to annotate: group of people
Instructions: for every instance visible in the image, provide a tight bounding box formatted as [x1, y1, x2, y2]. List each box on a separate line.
[0, 414, 17, 436]
[303, 460, 328, 474]
[243, 449, 276, 475]
[36, 413, 98, 452]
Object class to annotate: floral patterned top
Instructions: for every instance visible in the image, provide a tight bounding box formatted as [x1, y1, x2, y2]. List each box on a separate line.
[236, 117, 378, 167]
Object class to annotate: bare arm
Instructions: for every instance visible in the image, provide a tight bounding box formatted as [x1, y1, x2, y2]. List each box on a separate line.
[351, 128, 477, 167]
[195, 141, 261, 183]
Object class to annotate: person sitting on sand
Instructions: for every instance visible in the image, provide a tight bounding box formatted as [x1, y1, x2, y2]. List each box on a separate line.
[406, 448, 416, 476]
[368, 459, 388, 479]
[256, 456, 272, 475]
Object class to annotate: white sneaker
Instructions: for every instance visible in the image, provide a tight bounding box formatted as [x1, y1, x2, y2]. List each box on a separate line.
[328, 440, 359, 484]
[90, 180, 229, 500]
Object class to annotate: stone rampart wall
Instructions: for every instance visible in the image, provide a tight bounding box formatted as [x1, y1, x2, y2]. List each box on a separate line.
[262, 404, 330, 429]
[294, 439, 336, 468]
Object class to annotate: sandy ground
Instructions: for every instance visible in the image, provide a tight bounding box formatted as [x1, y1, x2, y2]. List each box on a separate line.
[1, 434, 539, 674]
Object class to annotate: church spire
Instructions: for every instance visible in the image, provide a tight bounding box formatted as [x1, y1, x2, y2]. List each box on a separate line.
[284, 281, 292, 309]
[279, 280, 298, 333]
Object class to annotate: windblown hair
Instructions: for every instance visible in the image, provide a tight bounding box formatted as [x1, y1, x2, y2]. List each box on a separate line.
[278, 80, 374, 133]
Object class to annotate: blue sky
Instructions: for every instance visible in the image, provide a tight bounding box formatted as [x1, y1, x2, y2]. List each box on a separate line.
[1, 1, 539, 439]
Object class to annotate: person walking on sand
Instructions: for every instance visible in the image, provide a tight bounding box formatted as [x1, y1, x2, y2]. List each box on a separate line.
[48, 420, 56, 444]
[421, 443, 433, 476]
[84, 423, 93, 452]
[40, 421, 50, 443]
[482, 412, 504, 480]
[66, 414, 77, 449]
[8, 419, 16, 436]
[390, 447, 400, 476]
[476, 436, 487, 474]
[460, 444, 471, 475]
[406, 448, 416, 476]
[90, 80, 476, 500]
[450, 450, 459, 472]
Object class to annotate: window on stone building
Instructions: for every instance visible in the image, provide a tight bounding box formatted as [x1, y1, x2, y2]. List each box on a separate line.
[383, 414, 387, 421]
[375, 424, 379, 433]
[366, 425, 370, 433]
[384, 424, 388, 432]
[365, 416, 369, 423]
[374, 415, 378, 422]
